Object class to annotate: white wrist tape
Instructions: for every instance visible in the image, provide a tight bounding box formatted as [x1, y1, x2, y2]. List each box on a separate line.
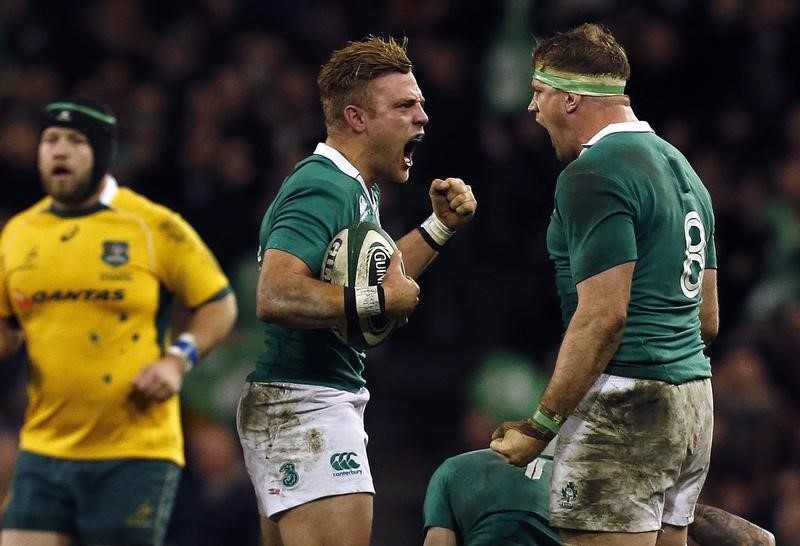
[354, 286, 384, 317]
[420, 213, 455, 248]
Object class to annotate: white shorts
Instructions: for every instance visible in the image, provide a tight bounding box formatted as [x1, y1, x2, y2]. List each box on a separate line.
[236, 382, 374, 519]
[549, 374, 713, 533]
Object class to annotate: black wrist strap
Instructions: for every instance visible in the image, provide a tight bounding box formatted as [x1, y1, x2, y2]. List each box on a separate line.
[344, 287, 360, 335]
[416, 226, 442, 251]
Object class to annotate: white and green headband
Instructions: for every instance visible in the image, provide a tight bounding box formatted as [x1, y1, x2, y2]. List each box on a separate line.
[533, 66, 626, 97]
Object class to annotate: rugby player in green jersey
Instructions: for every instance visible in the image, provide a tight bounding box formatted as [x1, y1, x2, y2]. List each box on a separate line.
[424, 449, 774, 546]
[237, 36, 477, 546]
[491, 23, 718, 546]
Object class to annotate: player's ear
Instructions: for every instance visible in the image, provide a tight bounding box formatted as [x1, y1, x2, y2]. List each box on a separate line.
[344, 105, 366, 133]
[564, 92, 581, 114]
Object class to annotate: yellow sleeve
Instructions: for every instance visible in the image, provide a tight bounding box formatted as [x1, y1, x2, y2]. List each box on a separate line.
[150, 209, 231, 308]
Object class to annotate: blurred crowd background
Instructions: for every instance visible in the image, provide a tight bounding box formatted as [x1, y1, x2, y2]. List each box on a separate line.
[2, 0, 800, 544]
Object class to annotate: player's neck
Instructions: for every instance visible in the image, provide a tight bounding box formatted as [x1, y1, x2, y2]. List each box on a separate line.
[574, 105, 639, 153]
[324, 135, 373, 184]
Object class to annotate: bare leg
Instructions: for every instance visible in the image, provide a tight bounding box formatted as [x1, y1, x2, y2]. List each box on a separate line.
[560, 529, 658, 546]
[1, 530, 72, 546]
[656, 524, 687, 546]
[276, 493, 372, 546]
[260, 516, 283, 546]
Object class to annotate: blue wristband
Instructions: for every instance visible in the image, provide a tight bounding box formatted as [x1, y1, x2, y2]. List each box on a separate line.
[167, 333, 199, 372]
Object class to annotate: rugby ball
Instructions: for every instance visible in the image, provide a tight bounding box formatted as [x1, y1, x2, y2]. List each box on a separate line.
[321, 222, 399, 349]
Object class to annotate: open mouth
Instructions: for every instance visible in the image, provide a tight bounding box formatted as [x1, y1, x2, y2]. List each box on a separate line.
[52, 166, 72, 176]
[403, 135, 424, 167]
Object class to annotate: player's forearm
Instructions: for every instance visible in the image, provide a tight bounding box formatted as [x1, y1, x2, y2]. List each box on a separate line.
[539, 305, 624, 419]
[699, 269, 719, 347]
[186, 292, 238, 355]
[423, 527, 458, 546]
[0, 320, 24, 359]
[395, 229, 438, 278]
[690, 504, 775, 545]
[396, 198, 472, 278]
[257, 274, 349, 328]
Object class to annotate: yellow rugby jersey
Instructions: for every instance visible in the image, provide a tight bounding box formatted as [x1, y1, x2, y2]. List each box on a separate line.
[0, 179, 230, 465]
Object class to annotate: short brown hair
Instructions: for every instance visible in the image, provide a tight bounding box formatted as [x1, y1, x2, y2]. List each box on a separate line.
[533, 23, 630, 81]
[317, 36, 412, 133]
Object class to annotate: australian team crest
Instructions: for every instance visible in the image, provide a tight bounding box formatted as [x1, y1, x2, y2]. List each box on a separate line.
[102, 241, 129, 267]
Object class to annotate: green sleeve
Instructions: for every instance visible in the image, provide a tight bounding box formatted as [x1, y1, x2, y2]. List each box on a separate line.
[705, 226, 717, 270]
[423, 460, 457, 532]
[266, 178, 353, 275]
[556, 171, 638, 283]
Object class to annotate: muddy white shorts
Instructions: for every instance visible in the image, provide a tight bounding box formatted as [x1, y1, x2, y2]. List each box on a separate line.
[236, 382, 374, 519]
[549, 374, 713, 533]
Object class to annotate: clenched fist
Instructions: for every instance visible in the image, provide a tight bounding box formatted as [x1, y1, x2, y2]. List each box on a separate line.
[490, 420, 550, 467]
[429, 177, 477, 231]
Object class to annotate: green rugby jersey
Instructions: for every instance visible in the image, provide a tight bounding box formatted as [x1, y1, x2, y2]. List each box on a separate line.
[547, 123, 716, 383]
[248, 144, 381, 392]
[423, 449, 561, 546]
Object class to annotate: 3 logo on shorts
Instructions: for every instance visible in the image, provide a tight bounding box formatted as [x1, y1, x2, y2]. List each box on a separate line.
[279, 461, 299, 488]
[560, 481, 578, 508]
[330, 452, 363, 478]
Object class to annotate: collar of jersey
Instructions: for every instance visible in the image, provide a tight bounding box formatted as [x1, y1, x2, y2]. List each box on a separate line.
[313, 142, 378, 212]
[48, 175, 120, 218]
[580, 121, 654, 155]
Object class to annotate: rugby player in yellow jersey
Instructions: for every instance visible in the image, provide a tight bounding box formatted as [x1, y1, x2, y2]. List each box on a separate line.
[0, 98, 237, 546]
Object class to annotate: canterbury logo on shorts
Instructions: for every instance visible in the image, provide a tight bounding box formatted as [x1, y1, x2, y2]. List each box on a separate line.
[329, 451, 364, 478]
[330, 452, 360, 471]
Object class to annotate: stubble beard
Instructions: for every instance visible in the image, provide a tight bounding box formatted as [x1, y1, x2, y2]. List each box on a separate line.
[42, 171, 97, 207]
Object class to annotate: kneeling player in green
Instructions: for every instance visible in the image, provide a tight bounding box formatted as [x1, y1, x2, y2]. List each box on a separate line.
[423, 449, 775, 546]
